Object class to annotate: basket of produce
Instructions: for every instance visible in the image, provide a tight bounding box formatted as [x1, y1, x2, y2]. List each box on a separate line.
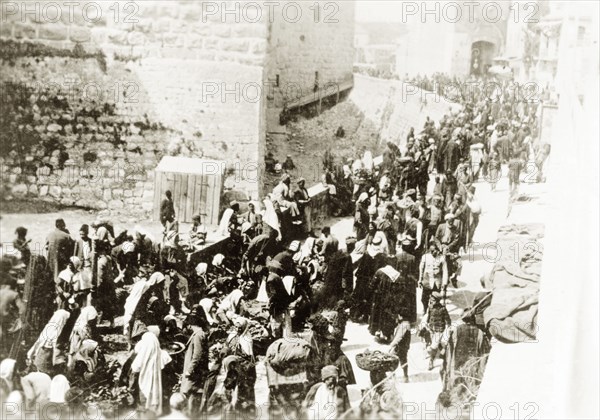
[356, 349, 399, 372]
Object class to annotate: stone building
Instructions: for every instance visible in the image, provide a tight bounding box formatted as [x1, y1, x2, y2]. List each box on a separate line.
[395, 0, 510, 77]
[354, 22, 406, 75]
[0, 0, 355, 217]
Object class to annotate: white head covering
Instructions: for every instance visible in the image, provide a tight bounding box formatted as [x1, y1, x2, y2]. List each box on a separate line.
[199, 298, 215, 325]
[131, 331, 169, 414]
[147, 272, 165, 286]
[217, 208, 234, 237]
[195, 262, 208, 276]
[0, 359, 16, 392]
[49, 375, 70, 403]
[20, 372, 51, 405]
[219, 289, 244, 314]
[262, 197, 282, 240]
[241, 222, 252, 234]
[72, 306, 98, 336]
[212, 254, 225, 267]
[28, 310, 71, 360]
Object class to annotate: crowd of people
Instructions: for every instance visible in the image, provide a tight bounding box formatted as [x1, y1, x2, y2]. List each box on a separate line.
[0, 70, 550, 419]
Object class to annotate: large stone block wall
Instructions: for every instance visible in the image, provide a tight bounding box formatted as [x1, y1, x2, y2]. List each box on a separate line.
[265, 1, 355, 110]
[349, 74, 462, 146]
[0, 1, 357, 214]
[0, 0, 271, 213]
[0, 54, 169, 212]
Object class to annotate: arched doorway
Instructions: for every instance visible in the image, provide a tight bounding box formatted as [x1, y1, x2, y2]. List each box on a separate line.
[471, 41, 496, 75]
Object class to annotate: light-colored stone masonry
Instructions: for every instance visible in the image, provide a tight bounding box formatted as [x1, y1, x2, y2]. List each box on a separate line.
[0, 1, 356, 216]
[265, 1, 355, 109]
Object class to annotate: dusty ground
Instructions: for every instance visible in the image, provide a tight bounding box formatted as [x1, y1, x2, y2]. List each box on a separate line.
[0, 199, 227, 259]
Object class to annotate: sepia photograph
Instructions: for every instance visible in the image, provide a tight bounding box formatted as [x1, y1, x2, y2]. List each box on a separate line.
[0, 1, 598, 419]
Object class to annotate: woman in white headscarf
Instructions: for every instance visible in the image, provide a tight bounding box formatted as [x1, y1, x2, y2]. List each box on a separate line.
[20, 372, 51, 409]
[216, 289, 246, 326]
[212, 253, 225, 268]
[68, 306, 98, 369]
[131, 328, 171, 416]
[49, 374, 70, 404]
[262, 196, 282, 240]
[70, 339, 102, 382]
[199, 298, 216, 325]
[296, 237, 317, 266]
[123, 272, 165, 338]
[0, 358, 16, 393]
[27, 309, 71, 375]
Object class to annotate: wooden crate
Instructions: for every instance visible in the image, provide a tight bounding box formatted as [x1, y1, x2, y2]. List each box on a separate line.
[153, 157, 225, 225]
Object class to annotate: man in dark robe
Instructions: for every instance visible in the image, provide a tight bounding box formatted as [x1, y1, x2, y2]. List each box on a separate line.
[319, 237, 354, 310]
[444, 139, 460, 174]
[368, 265, 405, 342]
[350, 244, 375, 323]
[46, 219, 74, 280]
[435, 215, 461, 254]
[266, 261, 295, 338]
[160, 190, 176, 228]
[181, 306, 209, 415]
[396, 240, 418, 323]
[353, 194, 370, 241]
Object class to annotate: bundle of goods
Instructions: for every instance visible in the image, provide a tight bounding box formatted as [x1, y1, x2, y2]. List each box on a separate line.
[245, 300, 269, 320]
[356, 349, 399, 372]
[247, 318, 271, 356]
[265, 338, 313, 377]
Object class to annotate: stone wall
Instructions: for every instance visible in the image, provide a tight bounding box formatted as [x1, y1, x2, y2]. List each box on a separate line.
[0, 1, 357, 214]
[0, 0, 270, 213]
[349, 74, 462, 146]
[0, 52, 167, 211]
[265, 1, 355, 112]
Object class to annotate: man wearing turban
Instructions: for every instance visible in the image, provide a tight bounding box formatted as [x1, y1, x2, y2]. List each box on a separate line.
[303, 365, 350, 420]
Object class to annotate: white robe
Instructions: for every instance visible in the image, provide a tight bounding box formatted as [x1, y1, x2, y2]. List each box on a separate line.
[262, 198, 282, 240]
[131, 332, 171, 415]
[217, 208, 234, 237]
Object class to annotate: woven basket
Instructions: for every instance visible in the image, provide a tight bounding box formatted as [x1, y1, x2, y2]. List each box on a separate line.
[356, 350, 399, 372]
